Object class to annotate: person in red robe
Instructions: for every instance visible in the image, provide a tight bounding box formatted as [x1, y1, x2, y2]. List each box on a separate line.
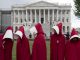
[50, 22, 65, 60]
[15, 26, 30, 60]
[30, 23, 47, 60]
[3, 26, 13, 60]
[65, 28, 80, 60]
[0, 34, 4, 60]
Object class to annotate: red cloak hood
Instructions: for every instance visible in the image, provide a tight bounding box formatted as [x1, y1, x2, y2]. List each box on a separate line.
[52, 22, 62, 35]
[3, 26, 13, 40]
[35, 23, 44, 34]
[57, 22, 62, 34]
[70, 28, 79, 40]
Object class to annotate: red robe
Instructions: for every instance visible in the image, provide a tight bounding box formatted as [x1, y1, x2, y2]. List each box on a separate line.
[0, 34, 4, 60]
[50, 33, 65, 60]
[16, 33, 30, 60]
[2, 26, 13, 60]
[32, 23, 47, 60]
[3, 38, 13, 60]
[65, 40, 80, 60]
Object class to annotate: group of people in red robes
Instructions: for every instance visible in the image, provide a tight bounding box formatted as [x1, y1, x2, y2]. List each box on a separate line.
[50, 22, 80, 60]
[0, 22, 80, 60]
[15, 23, 47, 60]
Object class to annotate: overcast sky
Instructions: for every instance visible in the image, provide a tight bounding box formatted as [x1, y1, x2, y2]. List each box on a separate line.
[0, 0, 80, 28]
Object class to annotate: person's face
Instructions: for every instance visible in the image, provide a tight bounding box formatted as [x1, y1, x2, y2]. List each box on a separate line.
[72, 37, 78, 41]
[52, 29, 57, 34]
[14, 34, 19, 39]
[71, 37, 79, 42]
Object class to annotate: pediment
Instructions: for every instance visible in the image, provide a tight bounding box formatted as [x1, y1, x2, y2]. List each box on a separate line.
[26, 1, 58, 7]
